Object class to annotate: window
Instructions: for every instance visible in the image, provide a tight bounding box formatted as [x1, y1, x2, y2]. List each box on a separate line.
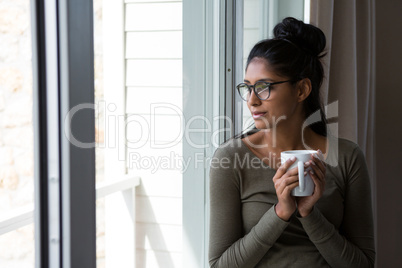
[241, 0, 306, 130]
[0, 0, 35, 266]
[101, 0, 184, 267]
[0, 1, 307, 267]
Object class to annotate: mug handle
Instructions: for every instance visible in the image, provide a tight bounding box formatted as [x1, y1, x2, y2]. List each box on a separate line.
[298, 161, 305, 192]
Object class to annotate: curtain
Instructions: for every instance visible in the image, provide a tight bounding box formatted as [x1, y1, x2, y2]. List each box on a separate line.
[309, 2, 377, 264]
[309, 0, 376, 183]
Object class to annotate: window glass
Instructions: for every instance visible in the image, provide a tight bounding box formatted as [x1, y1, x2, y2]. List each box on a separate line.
[242, 0, 264, 130]
[93, 0, 105, 266]
[0, 0, 35, 266]
[95, 0, 183, 267]
[241, 0, 305, 130]
[125, 1, 183, 266]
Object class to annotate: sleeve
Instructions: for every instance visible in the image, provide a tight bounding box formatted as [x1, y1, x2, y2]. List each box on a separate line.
[208, 146, 290, 268]
[297, 145, 375, 267]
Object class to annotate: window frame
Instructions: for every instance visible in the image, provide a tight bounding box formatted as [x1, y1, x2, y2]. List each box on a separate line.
[31, 0, 97, 267]
[182, 0, 243, 267]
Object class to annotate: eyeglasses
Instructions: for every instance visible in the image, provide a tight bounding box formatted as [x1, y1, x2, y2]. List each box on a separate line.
[236, 80, 293, 101]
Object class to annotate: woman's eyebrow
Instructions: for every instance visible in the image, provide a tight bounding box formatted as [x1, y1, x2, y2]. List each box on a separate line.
[244, 78, 275, 83]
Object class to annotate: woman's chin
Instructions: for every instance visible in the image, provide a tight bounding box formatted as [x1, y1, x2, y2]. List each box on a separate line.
[254, 120, 271, 129]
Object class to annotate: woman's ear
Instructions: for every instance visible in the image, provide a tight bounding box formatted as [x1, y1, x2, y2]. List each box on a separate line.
[297, 78, 312, 102]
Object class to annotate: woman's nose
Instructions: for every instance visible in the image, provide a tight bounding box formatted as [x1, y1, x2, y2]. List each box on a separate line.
[248, 88, 261, 106]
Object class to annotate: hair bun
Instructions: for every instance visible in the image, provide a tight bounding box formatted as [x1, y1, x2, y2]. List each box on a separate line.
[273, 17, 326, 57]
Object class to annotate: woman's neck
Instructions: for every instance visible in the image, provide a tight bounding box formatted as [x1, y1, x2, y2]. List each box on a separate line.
[259, 119, 314, 152]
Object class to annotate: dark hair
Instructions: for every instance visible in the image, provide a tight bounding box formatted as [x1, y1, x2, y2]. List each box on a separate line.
[235, 17, 328, 140]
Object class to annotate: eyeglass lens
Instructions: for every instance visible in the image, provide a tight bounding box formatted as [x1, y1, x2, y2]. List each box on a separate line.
[238, 82, 270, 101]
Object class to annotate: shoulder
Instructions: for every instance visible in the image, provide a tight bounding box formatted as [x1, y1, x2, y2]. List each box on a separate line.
[327, 136, 364, 163]
[337, 137, 361, 152]
[212, 138, 244, 159]
[335, 136, 365, 160]
[209, 138, 246, 176]
[327, 136, 368, 179]
[209, 138, 244, 187]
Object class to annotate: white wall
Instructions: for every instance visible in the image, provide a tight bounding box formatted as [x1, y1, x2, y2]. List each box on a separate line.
[124, 1, 183, 267]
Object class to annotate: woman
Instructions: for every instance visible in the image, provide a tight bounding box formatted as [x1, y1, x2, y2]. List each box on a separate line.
[209, 17, 375, 267]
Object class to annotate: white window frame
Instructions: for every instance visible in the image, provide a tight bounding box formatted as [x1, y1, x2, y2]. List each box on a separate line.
[183, 0, 243, 267]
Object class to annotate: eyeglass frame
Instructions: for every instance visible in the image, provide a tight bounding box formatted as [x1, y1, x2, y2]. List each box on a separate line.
[236, 80, 294, 101]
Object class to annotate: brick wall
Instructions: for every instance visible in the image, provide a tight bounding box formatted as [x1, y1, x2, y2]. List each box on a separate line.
[0, 0, 105, 266]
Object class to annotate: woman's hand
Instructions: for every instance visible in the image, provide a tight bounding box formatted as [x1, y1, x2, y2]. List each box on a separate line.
[273, 157, 305, 221]
[296, 150, 326, 217]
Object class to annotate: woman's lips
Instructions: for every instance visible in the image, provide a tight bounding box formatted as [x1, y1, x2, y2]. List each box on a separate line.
[252, 112, 266, 119]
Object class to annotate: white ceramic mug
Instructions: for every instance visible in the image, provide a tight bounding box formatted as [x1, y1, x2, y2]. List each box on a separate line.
[280, 150, 317, 196]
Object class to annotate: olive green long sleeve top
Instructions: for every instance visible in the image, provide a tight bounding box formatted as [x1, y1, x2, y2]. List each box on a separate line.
[209, 136, 375, 267]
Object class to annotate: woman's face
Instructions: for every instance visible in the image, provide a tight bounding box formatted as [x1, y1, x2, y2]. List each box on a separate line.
[244, 58, 300, 130]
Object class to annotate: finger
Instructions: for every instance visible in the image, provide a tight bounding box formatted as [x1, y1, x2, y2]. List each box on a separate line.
[273, 157, 297, 181]
[277, 177, 300, 196]
[275, 173, 303, 195]
[304, 160, 323, 178]
[316, 149, 325, 161]
[309, 170, 325, 195]
[311, 153, 326, 174]
[282, 180, 300, 196]
[312, 149, 325, 165]
[308, 161, 325, 181]
[312, 154, 326, 170]
[285, 165, 302, 177]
